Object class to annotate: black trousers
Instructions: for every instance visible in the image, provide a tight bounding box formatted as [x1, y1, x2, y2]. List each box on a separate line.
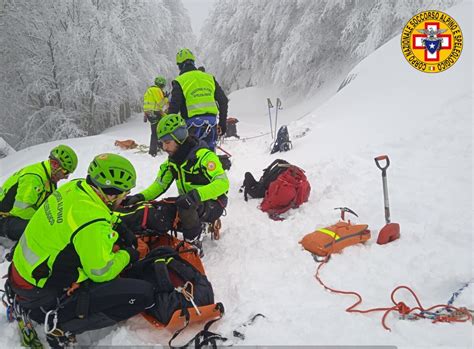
[148, 112, 162, 156]
[0, 216, 28, 241]
[178, 198, 226, 240]
[11, 277, 155, 335]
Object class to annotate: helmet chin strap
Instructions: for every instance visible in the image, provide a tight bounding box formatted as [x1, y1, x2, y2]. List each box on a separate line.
[95, 186, 117, 207]
[50, 160, 63, 181]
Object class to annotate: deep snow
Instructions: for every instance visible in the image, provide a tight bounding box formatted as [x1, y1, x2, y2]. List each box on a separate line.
[0, 2, 472, 348]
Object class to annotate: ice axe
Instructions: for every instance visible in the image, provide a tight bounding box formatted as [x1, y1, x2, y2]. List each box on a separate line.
[374, 155, 400, 244]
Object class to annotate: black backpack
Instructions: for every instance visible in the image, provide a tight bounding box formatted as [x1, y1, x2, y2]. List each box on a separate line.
[124, 246, 215, 326]
[271, 126, 292, 154]
[241, 159, 291, 201]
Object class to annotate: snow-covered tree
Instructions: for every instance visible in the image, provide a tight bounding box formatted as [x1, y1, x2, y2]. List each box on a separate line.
[0, 0, 194, 149]
[200, 0, 459, 93]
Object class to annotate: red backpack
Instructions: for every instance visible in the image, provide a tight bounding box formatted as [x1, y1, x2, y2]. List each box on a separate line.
[260, 166, 311, 220]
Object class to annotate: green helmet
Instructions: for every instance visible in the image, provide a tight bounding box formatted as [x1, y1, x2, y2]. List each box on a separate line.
[176, 48, 195, 64]
[154, 76, 166, 87]
[50, 144, 78, 173]
[87, 153, 136, 192]
[157, 114, 188, 144]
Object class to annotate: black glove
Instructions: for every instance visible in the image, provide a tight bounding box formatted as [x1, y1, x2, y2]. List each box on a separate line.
[175, 190, 201, 210]
[124, 247, 140, 264]
[121, 193, 144, 207]
[218, 121, 227, 135]
[114, 221, 137, 248]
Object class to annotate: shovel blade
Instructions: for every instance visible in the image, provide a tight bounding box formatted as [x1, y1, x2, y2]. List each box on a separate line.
[376, 223, 400, 245]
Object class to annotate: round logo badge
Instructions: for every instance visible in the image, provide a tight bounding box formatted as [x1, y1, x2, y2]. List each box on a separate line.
[207, 161, 216, 171]
[401, 10, 463, 73]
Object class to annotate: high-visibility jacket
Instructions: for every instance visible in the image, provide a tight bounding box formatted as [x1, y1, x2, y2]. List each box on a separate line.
[12, 179, 130, 289]
[143, 86, 168, 113]
[174, 71, 219, 118]
[0, 161, 56, 220]
[140, 140, 229, 202]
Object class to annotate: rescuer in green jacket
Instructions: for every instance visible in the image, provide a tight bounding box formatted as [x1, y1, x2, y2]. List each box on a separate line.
[0, 144, 78, 242]
[168, 48, 228, 151]
[123, 114, 229, 254]
[143, 75, 169, 157]
[8, 153, 153, 347]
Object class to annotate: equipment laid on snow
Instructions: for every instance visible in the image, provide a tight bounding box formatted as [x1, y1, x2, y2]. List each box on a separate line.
[374, 155, 400, 244]
[241, 159, 291, 201]
[260, 164, 310, 220]
[267, 98, 292, 153]
[225, 117, 240, 138]
[125, 234, 225, 347]
[240, 159, 310, 220]
[271, 125, 292, 154]
[116, 200, 226, 346]
[300, 207, 370, 262]
[114, 139, 138, 150]
[314, 259, 473, 331]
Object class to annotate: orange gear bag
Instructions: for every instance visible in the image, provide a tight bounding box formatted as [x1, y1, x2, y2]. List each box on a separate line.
[300, 221, 370, 258]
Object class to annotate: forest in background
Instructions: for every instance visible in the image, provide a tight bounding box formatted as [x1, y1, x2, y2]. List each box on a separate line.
[0, 0, 458, 151]
[199, 0, 458, 92]
[0, 0, 193, 150]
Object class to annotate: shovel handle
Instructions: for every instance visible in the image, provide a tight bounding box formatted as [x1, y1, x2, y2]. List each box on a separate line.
[375, 155, 390, 171]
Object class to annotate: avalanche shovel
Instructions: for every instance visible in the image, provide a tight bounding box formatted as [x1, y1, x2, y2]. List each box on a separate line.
[374, 155, 400, 244]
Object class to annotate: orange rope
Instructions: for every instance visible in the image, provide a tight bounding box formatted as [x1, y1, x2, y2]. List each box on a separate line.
[314, 259, 472, 331]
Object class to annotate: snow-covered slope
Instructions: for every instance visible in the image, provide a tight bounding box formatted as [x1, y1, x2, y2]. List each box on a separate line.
[0, 2, 472, 348]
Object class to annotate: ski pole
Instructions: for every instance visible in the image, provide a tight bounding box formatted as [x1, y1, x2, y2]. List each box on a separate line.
[274, 98, 282, 139]
[267, 98, 274, 139]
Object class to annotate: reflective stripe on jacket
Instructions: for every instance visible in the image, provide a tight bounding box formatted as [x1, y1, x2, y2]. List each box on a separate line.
[140, 141, 229, 202]
[0, 161, 55, 220]
[143, 86, 168, 113]
[12, 179, 129, 289]
[174, 71, 219, 118]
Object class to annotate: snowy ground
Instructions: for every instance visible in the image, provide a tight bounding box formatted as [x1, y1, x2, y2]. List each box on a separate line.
[0, 2, 472, 348]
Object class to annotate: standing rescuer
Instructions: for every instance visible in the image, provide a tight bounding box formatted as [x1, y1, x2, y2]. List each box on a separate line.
[0, 144, 78, 242]
[143, 76, 169, 157]
[8, 153, 153, 348]
[168, 48, 228, 151]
